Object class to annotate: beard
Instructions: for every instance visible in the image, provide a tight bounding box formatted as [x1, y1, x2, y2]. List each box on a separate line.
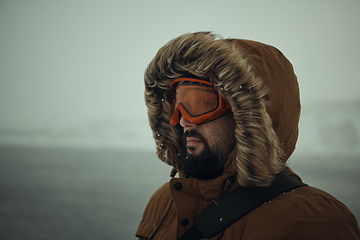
[178, 130, 230, 180]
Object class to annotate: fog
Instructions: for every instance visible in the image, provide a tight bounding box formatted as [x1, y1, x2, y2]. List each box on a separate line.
[0, 0, 359, 239]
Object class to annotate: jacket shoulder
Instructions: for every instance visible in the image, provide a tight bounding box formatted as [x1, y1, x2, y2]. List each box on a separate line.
[224, 186, 360, 240]
[136, 182, 173, 239]
[274, 186, 360, 239]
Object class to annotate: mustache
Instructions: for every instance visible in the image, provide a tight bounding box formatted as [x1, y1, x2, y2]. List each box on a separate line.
[184, 130, 201, 138]
[183, 130, 206, 142]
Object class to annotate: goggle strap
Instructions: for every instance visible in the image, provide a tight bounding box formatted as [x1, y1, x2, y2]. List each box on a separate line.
[170, 78, 212, 89]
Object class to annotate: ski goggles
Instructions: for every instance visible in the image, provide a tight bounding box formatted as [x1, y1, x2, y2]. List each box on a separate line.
[169, 78, 230, 125]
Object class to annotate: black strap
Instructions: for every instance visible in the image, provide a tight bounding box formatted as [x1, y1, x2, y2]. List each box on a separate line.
[179, 172, 307, 240]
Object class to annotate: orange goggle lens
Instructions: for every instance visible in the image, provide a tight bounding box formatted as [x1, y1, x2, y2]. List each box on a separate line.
[169, 78, 230, 125]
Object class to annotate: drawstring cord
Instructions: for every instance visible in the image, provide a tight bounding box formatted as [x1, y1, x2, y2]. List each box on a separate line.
[223, 174, 235, 195]
[170, 167, 178, 178]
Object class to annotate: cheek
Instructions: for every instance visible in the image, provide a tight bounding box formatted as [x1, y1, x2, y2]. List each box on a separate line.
[212, 120, 236, 148]
[199, 112, 236, 149]
[206, 125, 232, 148]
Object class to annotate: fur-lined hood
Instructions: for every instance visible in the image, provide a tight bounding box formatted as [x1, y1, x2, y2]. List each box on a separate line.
[144, 32, 300, 187]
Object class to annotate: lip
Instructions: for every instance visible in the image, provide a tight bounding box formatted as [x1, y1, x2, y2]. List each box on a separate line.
[186, 137, 202, 146]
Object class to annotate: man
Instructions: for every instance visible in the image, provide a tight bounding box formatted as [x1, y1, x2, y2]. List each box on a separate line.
[136, 32, 360, 239]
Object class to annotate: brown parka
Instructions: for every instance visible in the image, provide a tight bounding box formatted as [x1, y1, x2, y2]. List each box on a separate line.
[136, 32, 360, 240]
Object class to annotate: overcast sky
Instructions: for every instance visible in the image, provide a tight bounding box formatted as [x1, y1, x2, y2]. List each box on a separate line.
[0, 0, 359, 150]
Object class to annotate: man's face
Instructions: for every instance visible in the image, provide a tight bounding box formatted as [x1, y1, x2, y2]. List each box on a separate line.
[177, 111, 236, 179]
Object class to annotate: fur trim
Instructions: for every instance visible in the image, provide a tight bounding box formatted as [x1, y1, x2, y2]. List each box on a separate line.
[144, 32, 299, 187]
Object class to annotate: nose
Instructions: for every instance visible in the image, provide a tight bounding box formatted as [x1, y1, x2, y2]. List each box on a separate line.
[179, 116, 197, 130]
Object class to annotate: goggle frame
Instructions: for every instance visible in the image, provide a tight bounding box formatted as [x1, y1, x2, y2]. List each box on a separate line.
[169, 78, 230, 125]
